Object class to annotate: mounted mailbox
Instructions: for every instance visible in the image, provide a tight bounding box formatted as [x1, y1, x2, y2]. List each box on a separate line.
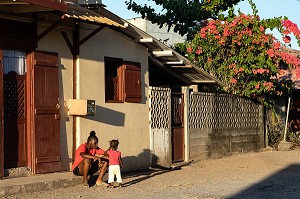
[67, 99, 96, 116]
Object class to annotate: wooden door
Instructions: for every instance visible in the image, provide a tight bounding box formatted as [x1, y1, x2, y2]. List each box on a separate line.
[4, 72, 27, 168]
[171, 93, 184, 163]
[33, 51, 61, 174]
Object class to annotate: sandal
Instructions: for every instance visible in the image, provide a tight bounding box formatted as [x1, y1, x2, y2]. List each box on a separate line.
[95, 182, 109, 187]
[107, 184, 114, 188]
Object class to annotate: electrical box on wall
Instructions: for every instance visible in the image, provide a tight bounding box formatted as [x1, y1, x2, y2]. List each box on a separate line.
[67, 99, 96, 116]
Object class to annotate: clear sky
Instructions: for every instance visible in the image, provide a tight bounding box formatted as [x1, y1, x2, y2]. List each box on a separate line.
[102, 0, 300, 50]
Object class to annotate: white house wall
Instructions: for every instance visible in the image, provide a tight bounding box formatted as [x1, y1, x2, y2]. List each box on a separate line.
[127, 17, 187, 47]
[37, 23, 150, 172]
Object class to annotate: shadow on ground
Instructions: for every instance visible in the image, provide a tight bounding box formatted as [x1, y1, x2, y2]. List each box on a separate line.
[121, 166, 182, 187]
[88, 150, 187, 188]
[88, 166, 182, 188]
[228, 164, 300, 199]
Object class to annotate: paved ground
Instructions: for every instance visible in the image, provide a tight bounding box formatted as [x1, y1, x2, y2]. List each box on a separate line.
[3, 149, 300, 199]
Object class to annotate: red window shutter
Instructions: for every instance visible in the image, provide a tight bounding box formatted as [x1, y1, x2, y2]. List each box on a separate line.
[122, 64, 142, 103]
[117, 66, 124, 102]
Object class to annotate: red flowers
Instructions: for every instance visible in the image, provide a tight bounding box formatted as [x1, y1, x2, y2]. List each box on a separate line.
[260, 26, 265, 32]
[283, 35, 291, 43]
[266, 49, 275, 58]
[252, 68, 270, 74]
[263, 82, 273, 91]
[187, 47, 193, 53]
[195, 49, 202, 55]
[230, 78, 237, 84]
[273, 41, 281, 50]
[281, 19, 300, 43]
[279, 51, 300, 67]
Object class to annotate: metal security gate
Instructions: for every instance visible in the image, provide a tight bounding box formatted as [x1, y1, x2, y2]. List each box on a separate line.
[171, 93, 184, 162]
[149, 87, 172, 166]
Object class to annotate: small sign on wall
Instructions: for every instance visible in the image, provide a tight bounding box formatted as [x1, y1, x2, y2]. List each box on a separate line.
[67, 99, 96, 116]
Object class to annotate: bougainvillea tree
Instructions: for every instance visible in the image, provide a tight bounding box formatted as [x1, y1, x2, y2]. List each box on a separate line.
[183, 2, 300, 107]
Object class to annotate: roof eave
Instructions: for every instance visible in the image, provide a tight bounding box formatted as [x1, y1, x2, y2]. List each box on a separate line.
[16, 0, 67, 12]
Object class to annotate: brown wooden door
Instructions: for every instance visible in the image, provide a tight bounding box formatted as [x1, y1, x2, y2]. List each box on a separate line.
[4, 72, 27, 168]
[33, 51, 61, 174]
[171, 93, 184, 163]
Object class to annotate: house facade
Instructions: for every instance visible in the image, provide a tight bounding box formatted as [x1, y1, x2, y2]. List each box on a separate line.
[0, 0, 154, 177]
[0, 0, 221, 177]
[0, 1, 267, 179]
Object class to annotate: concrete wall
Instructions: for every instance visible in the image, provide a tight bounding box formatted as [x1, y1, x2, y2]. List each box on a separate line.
[38, 23, 150, 172]
[189, 92, 265, 162]
[190, 128, 263, 161]
[127, 18, 187, 47]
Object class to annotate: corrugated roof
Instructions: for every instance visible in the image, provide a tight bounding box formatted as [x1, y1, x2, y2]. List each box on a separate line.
[65, 3, 125, 28]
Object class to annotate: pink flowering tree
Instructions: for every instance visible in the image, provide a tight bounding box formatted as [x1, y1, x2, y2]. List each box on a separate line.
[183, 4, 300, 107]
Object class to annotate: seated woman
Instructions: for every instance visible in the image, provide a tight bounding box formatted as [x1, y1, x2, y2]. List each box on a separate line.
[72, 131, 108, 187]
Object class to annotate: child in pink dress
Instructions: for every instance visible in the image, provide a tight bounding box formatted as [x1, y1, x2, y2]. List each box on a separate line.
[107, 139, 123, 188]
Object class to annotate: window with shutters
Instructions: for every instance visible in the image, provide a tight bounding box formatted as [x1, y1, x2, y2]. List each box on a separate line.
[105, 57, 142, 103]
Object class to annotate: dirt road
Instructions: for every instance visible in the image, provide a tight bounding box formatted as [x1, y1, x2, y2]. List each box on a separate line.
[4, 150, 300, 199]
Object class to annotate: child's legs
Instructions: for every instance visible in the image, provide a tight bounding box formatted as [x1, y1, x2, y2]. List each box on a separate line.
[115, 166, 122, 183]
[108, 166, 115, 183]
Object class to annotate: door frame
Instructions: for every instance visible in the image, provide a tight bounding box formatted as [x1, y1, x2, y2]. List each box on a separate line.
[29, 50, 61, 174]
[0, 48, 3, 178]
[27, 51, 34, 171]
[0, 49, 32, 176]
[171, 92, 185, 163]
[0, 18, 36, 175]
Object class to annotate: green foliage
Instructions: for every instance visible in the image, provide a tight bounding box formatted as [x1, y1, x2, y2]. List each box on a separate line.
[173, 42, 188, 56]
[125, 0, 244, 39]
[267, 110, 300, 149]
[289, 131, 300, 149]
[266, 110, 285, 148]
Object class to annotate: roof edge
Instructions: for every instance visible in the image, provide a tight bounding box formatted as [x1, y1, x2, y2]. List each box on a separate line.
[17, 0, 67, 11]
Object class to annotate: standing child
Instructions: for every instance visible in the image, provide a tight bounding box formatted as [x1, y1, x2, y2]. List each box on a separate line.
[107, 139, 123, 188]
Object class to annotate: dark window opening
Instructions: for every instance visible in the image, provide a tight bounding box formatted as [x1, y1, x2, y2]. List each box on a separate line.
[104, 57, 142, 103]
[105, 57, 123, 102]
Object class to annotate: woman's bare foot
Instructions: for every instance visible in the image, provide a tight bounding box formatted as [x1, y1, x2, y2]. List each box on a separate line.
[96, 181, 108, 187]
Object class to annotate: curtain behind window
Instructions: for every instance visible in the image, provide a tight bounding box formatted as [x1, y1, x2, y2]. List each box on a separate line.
[3, 49, 26, 75]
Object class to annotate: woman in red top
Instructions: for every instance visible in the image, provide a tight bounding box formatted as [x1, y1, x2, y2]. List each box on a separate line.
[72, 131, 108, 187]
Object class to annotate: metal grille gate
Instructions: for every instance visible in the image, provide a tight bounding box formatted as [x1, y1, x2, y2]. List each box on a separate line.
[149, 87, 172, 166]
